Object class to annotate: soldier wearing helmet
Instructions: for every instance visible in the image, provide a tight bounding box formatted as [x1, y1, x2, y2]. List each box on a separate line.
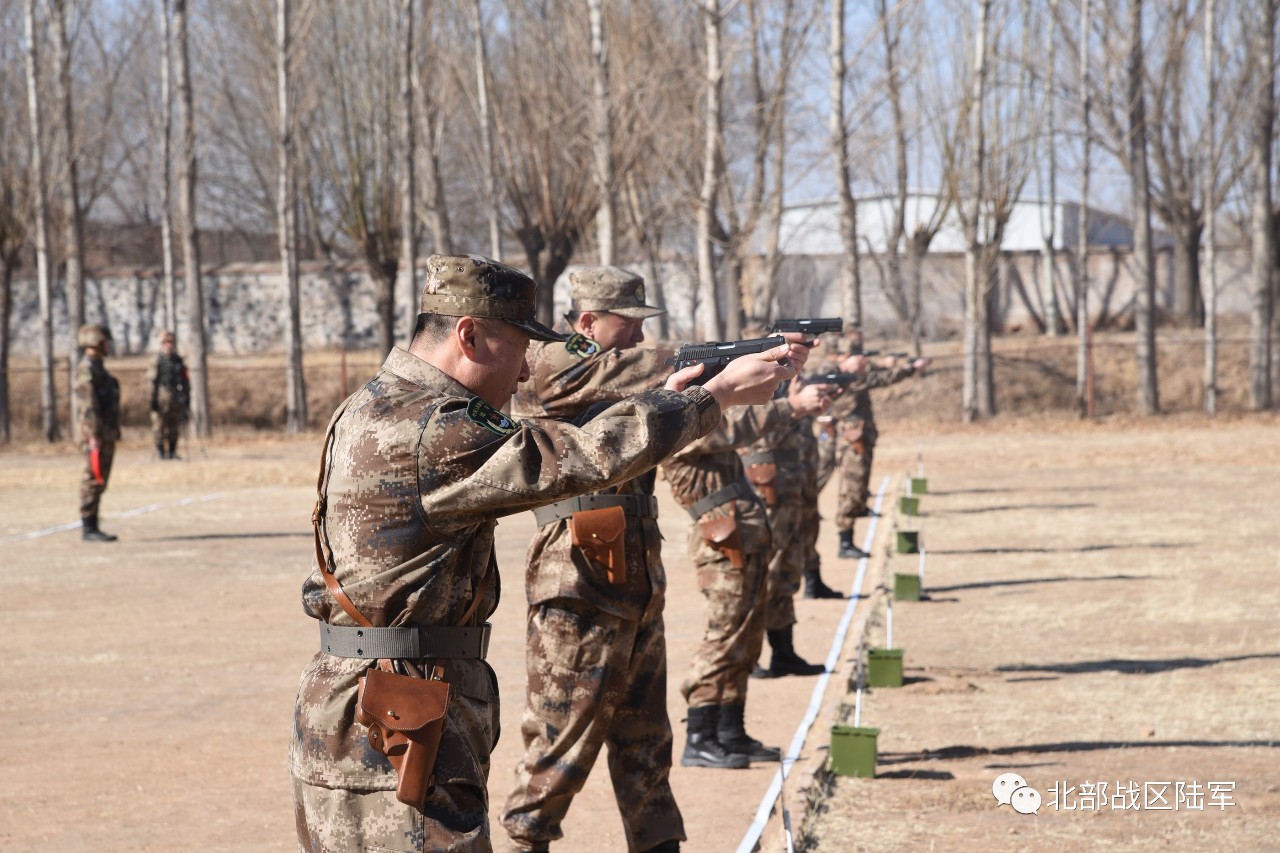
[148, 330, 189, 459]
[75, 323, 120, 542]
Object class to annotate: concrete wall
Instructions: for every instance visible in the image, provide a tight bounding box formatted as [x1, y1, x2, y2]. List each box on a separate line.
[4, 245, 1258, 357]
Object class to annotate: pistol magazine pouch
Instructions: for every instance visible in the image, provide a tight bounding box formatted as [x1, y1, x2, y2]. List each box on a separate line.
[744, 462, 779, 507]
[569, 505, 628, 584]
[355, 665, 451, 810]
[699, 511, 746, 569]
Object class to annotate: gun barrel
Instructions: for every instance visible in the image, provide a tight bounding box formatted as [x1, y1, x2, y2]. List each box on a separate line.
[770, 317, 843, 335]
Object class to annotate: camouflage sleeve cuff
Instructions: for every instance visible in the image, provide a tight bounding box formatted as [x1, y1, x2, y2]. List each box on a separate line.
[681, 385, 722, 435]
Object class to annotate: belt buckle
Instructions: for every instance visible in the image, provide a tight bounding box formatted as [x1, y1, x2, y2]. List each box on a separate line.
[479, 623, 492, 659]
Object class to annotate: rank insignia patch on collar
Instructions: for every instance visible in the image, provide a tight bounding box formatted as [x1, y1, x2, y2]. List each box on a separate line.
[467, 397, 518, 435]
[565, 333, 601, 358]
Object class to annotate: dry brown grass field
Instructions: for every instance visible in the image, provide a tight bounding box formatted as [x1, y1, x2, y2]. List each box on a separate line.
[1, 328, 1277, 852]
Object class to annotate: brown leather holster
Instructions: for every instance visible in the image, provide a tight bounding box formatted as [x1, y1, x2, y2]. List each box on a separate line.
[699, 510, 745, 569]
[569, 505, 628, 584]
[744, 462, 779, 507]
[356, 663, 450, 810]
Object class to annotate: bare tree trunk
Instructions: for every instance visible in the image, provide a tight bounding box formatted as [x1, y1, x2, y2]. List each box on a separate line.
[962, 0, 991, 423]
[0, 258, 12, 442]
[1041, 0, 1061, 337]
[588, 0, 615, 266]
[1250, 0, 1276, 410]
[25, 0, 59, 442]
[278, 0, 306, 432]
[696, 0, 724, 341]
[399, 0, 417, 343]
[52, 0, 83, 428]
[758, 104, 786, 323]
[1129, 0, 1159, 415]
[1077, 0, 1091, 416]
[877, 0, 910, 339]
[418, 3, 451, 255]
[174, 0, 209, 437]
[473, 0, 500, 259]
[829, 0, 860, 328]
[1203, 0, 1217, 415]
[160, 0, 177, 331]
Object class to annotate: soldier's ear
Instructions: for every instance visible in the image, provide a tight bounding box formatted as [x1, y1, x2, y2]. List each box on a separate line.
[455, 316, 480, 359]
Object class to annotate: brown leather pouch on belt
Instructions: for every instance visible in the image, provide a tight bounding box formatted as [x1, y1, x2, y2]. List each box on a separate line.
[569, 505, 628, 584]
[699, 513, 745, 569]
[356, 664, 451, 810]
[745, 462, 779, 507]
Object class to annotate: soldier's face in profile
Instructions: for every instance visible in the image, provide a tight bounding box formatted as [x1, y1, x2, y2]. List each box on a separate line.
[583, 311, 645, 351]
[471, 318, 532, 407]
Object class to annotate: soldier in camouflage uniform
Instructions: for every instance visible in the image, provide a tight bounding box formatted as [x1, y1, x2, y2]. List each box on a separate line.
[659, 332, 818, 771]
[148, 330, 189, 459]
[75, 323, 121, 542]
[828, 330, 929, 559]
[740, 375, 836, 678]
[501, 266, 684, 853]
[290, 254, 803, 853]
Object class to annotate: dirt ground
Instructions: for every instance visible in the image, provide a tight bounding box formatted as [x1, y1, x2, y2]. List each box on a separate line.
[1, 412, 1277, 852]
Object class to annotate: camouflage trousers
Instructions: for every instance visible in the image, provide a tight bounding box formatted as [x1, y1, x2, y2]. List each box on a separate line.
[681, 510, 770, 707]
[293, 689, 498, 853]
[79, 441, 115, 519]
[834, 438, 876, 531]
[151, 406, 184, 454]
[799, 494, 822, 580]
[501, 600, 683, 852]
[761, 500, 804, 632]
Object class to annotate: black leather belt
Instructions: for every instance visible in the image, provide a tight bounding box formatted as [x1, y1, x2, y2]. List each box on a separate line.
[687, 480, 758, 519]
[532, 493, 659, 527]
[320, 622, 491, 660]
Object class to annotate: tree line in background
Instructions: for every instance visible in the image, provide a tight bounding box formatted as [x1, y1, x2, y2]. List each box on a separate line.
[1, 0, 1278, 442]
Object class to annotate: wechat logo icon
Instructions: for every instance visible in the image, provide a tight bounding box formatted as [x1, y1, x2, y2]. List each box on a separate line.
[992, 772, 1041, 815]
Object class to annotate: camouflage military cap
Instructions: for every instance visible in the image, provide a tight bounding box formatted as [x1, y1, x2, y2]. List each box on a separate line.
[568, 266, 665, 319]
[420, 253, 566, 342]
[159, 329, 176, 344]
[77, 323, 112, 348]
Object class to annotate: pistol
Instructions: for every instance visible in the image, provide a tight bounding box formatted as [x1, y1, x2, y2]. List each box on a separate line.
[668, 335, 787, 385]
[809, 371, 863, 386]
[770, 317, 843, 335]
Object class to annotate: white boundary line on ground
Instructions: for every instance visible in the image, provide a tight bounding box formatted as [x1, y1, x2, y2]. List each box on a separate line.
[735, 475, 891, 853]
[0, 492, 226, 544]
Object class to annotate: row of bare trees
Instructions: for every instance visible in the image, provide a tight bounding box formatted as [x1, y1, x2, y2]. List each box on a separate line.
[2, 0, 1279, 441]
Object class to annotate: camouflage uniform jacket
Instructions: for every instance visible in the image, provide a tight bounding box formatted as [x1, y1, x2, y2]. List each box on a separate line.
[148, 352, 190, 414]
[291, 347, 720, 791]
[662, 398, 794, 519]
[740, 412, 817, 505]
[75, 353, 120, 448]
[512, 338, 677, 620]
[827, 364, 917, 441]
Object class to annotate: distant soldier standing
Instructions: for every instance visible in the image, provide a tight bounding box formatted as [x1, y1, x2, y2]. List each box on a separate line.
[502, 266, 684, 853]
[148, 330, 189, 459]
[75, 323, 120, 542]
[829, 330, 929, 558]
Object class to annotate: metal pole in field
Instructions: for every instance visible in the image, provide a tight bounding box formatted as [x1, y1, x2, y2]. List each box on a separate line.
[886, 596, 894, 648]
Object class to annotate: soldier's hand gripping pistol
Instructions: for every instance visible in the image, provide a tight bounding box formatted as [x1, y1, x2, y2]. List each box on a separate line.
[667, 335, 787, 386]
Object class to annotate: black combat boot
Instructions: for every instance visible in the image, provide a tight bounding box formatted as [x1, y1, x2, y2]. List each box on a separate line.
[167, 438, 179, 460]
[82, 514, 117, 542]
[156, 441, 166, 459]
[837, 529, 868, 560]
[754, 626, 826, 678]
[681, 705, 749, 769]
[640, 840, 681, 853]
[803, 567, 843, 599]
[717, 702, 781, 763]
